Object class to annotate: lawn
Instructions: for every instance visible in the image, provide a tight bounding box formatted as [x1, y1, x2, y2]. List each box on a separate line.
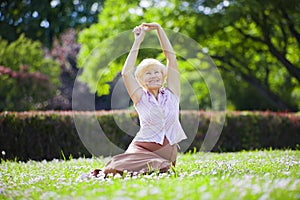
[0, 150, 299, 200]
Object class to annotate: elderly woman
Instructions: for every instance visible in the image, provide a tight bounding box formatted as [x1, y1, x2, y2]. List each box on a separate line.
[94, 22, 187, 177]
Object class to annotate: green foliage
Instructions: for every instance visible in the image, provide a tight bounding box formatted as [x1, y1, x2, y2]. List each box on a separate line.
[192, 0, 300, 111]
[0, 34, 60, 84]
[0, 0, 104, 47]
[0, 111, 89, 161]
[77, 0, 140, 96]
[78, 0, 300, 111]
[0, 111, 299, 161]
[0, 35, 60, 111]
[77, 0, 217, 109]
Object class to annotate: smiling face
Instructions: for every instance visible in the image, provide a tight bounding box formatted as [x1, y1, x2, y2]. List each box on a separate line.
[141, 65, 163, 90]
[135, 58, 167, 90]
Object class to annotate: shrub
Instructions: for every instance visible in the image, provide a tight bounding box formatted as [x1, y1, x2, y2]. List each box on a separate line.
[0, 35, 60, 111]
[0, 110, 299, 161]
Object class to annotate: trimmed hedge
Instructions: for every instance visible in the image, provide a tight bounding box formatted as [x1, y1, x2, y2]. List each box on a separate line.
[0, 110, 299, 161]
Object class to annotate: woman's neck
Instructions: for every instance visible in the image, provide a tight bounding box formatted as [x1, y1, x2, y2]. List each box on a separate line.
[148, 89, 159, 100]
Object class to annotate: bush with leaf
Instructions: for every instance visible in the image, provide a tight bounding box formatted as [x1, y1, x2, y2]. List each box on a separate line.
[0, 34, 60, 111]
[0, 110, 299, 161]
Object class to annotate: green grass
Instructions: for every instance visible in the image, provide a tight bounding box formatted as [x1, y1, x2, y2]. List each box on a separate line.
[1, 150, 299, 200]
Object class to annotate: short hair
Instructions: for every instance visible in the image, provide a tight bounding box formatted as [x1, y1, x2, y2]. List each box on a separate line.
[135, 58, 167, 87]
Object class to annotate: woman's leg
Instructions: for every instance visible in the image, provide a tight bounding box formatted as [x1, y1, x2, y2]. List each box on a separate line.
[101, 137, 177, 176]
[133, 137, 177, 164]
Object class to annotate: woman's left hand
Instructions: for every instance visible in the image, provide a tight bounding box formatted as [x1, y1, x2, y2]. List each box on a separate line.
[141, 22, 161, 32]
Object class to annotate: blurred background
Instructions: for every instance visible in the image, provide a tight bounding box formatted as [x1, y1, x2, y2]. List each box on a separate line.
[0, 0, 299, 112]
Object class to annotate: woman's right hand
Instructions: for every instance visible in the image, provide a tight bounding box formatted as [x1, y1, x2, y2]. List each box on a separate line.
[133, 26, 146, 44]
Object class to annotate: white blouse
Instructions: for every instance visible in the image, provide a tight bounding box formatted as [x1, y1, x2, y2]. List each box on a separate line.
[133, 88, 187, 145]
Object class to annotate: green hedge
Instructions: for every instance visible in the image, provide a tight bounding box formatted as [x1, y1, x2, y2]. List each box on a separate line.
[0, 111, 299, 161]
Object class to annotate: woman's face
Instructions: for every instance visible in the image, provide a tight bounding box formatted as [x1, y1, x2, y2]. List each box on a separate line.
[141, 65, 163, 90]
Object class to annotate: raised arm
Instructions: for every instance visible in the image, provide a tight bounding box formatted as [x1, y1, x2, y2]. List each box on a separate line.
[142, 23, 180, 97]
[121, 26, 144, 104]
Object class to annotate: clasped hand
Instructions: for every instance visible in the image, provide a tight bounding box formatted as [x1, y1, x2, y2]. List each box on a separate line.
[132, 22, 161, 42]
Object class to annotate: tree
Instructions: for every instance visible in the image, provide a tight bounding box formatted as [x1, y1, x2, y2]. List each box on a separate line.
[187, 0, 300, 111]
[45, 28, 81, 110]
[0, 35, 60, 111]
[77, 0, 214, 110]
[77, 0, 300, 111]
[0, 0, 104, 48]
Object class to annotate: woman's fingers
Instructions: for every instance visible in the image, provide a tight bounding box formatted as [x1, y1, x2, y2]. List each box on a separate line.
[133, 26, 141, 35]
[132, 22, 160, 41]
[142, 22, 160, 28]
[133, 26, 146, 42]
[141, 25, 154, 33]
[141, 23, 161, 32]
[133, 23, 160, 35]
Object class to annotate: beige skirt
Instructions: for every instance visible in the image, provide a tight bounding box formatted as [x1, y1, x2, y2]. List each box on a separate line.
[103, 137, 177, 175]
